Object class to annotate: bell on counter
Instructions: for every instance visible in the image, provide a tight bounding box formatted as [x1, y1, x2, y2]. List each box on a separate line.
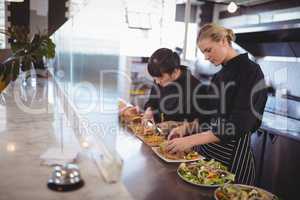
[47, 163, 84, 192]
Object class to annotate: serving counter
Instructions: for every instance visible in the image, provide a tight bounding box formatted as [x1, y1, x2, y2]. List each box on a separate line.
[117, 128, 215, 200]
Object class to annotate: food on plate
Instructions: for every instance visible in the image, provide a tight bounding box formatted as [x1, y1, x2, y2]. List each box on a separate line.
[129, 115, 142, 123]
[157, 121, 184, 136]
[158, 142, 199, 160]
[121, 106, 138, 117]
[215, 184, 279, 200]
[158, 142, 184, 160]
[143, 127, 157, 135]
[143, 135, 165, 146]
[184, 151, 200, 160]
[118, 101, 166, 146]
[178, 159, 235, 186]
[127, 124, 144, 135]
[120, 106, 141, 123]
[127, 123, 158, 136]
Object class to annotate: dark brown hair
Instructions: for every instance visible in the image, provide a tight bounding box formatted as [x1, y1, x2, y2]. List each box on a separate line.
[147, 48, 183, 77]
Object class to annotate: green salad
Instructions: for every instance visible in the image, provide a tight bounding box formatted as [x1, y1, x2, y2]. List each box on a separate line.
[178, 159, 235, 186]
[215, 184, 279, 200]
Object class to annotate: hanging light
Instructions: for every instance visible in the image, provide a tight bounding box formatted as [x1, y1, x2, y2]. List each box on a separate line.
[5, 0, 24, 2]
[227, 1, 238, 13]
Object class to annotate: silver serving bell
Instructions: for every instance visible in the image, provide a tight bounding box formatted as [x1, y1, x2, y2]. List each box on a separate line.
[47, 163, 84, 192]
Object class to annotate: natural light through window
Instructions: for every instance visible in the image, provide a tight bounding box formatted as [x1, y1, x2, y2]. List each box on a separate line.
[0, 0, 5, 48]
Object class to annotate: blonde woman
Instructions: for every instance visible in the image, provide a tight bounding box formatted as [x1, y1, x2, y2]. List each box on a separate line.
[166, 23, 268, 185]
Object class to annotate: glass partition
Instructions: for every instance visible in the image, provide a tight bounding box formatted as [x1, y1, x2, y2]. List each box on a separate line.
[50, 0, 122, 182]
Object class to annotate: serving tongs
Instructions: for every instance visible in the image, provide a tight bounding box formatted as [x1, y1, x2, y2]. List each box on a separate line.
[145, 120, 163, 135]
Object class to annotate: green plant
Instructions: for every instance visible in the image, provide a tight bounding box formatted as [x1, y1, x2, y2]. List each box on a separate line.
[0, 26, 55, 89]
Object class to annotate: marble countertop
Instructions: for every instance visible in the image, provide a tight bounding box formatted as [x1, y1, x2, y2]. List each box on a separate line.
[0, 79, 132, 200]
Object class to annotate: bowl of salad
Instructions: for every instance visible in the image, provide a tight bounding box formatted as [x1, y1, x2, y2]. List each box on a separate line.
[177, 159, 235, 187]
[214, 184, 279, 200]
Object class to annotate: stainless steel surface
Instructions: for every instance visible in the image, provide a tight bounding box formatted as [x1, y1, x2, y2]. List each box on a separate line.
[231, 18, 300, 57]
[262, 111, 300, 141]
[197, 0, 275, 6]
[233, 19, 300, 33]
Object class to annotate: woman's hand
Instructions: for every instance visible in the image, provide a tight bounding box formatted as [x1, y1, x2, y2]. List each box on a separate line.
[165, 136, 194, 154]
[167, 123, 189, 140]
[142, 107, 154, 125]
[156, 121, 182, 136]
[166, 131, 221, 154]
[157, 121, 183, 129]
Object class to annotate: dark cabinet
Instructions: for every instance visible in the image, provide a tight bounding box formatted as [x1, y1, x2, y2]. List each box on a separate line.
[250, 129, 267, 186]
[260, 132, 300, 200]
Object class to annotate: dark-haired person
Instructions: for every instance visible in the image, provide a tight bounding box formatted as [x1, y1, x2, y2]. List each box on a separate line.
[165, 23, 268, 185]
[142, 48, 205, 127]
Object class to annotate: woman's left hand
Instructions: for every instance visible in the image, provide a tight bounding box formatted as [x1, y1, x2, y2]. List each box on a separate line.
[165, 136, 194, 154]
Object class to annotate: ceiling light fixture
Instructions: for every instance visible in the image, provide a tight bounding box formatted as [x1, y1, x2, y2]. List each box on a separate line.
[227, 1, 238, 13]
[5, 0, 24, 2]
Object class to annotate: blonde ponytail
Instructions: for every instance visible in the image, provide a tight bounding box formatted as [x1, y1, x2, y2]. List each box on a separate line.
[225, 28, 235, 43]
[197, 23, 235, 45]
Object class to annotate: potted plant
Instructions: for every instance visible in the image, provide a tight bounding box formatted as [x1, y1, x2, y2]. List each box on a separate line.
[0, 26, 56, 93]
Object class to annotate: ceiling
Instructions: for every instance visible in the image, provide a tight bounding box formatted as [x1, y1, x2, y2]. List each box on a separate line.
[197, 0, 276, 6]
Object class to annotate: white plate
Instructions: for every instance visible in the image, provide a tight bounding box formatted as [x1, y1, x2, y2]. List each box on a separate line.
[151, 147, 203, 163]
[135, 133, 144, 141]
[214, 184, 279, 200]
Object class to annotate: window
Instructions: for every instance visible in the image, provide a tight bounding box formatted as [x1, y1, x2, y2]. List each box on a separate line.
[0, 0, 5, 48]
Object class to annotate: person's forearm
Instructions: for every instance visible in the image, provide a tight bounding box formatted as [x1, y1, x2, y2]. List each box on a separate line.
[177, 121, 194, 136]
[187, 130, 220, 147]
[184, 119, 200, 135]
